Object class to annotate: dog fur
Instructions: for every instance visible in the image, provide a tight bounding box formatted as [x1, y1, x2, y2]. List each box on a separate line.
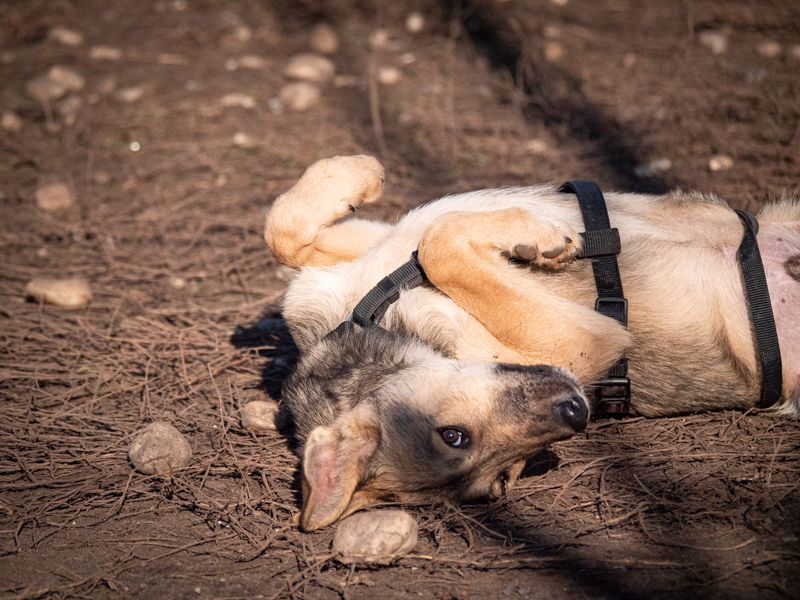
[265, 155, 800, 529]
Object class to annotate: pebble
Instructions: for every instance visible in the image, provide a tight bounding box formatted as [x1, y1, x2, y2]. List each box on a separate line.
[25, 277, 92, 308]
[48, 65, 85, 92]
[333, 75, 359, 87]
[116, 86, 145, 103]
[240, 400, 280, 431]
[157, 53, 187, 65]
[93, 171, 112, 185]
[56, 96, 82, 126]
[550, 0, 568, 5]
[309, 23, 339, 55]
[634, 158, 672, 178]
[791, 45, 800, 61]
[284, 54, 336, 83]
[1, 52, 15, 65]
[377, 66, 402, 85]
[221, 93, 256, 109]
[1, 110, 23, 132]
[26, 75, 67, 103]
[333, 510, 418, 565]
[544, 25, 561, 39]
[369, 29, 389, 49]
[238, 54, 268, 69]
[708, 154, 734, 172]
[279, 82, 321, 112]
[698, 30, 728, 55]
[128, 422, 192, 475]
[524, 139, 549, 155]
[405, 12, 425, 34]
[89, 45, 122, 61]
[225, 58, 239, 71]
[168, 276, 187, 289]
[623, 53, 637, 68]
[544, 41, 564, 62]
[399, 52, 416, 65]
[36, 182, 75, 211]
[757, 40, 781, 58]
[232, 132, 256, 148]
[49, 26, 84, 46]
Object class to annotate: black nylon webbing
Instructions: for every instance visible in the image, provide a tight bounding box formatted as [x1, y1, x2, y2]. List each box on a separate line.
[734, 209, 783, 408]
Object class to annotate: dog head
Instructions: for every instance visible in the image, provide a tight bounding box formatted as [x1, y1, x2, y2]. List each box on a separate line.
[282, 327, 588, 531]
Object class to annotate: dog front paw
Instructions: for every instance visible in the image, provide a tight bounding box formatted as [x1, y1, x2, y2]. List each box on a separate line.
[511, 224, 580, 270]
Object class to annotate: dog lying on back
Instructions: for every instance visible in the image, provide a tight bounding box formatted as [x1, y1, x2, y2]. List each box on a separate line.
[265, 156, 800, 530]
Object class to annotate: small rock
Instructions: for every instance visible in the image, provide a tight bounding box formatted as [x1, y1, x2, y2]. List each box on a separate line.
[56, 95, 82, 126]
[232, 132, 256, 148]
[116, 86, 145, 103]
[309, 23, 338, 55]
[96, 77, 117, 95]
[790, 45, 800, 61]
[279, 82, 321, 111]
[623, 53, 637, 68]
[89, 45, 122, 61]
[543, 24, 561, 39]
[634, 158, 672, 178]
[524, 139, 549, 155]
[284, 54, 335, 83]
[377, 66, 402, 85]
[1, 110, 23, 132]
[369, 29, 389, 49]
[399, 52, 416, 65]
[172, 0, 188, 10]
[168, 276, 187, 289]
[240, 400, 280, 431]
[757, 40, 781, 58]
[333, 510, 418, 565]
[333, 75, 359, 87]
[221, 93, 256, 109]
[267, 97, 284, 114]
[26, 75, 67, 103]
[238, 54, 267, 69]
[544, 41, 564, 62]
[0, 52, 15, 65]
[48, 65, 85, 92]
[36, 182, 75, 211]
[708, 154, 734, 172]
[225, 58, 239, 71]
[405, 12, 425, 34]
[698, 30, 728, 55]
[128, 422, 192, 475]
[49, 26, 84, 46]
[550, 0, 568, 5]
[25, 277, 91, 308]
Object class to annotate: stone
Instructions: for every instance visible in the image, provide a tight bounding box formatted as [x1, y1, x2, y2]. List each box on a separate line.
[240, 400, 280, 431]
[157, 53, 187, 65]
[790, 45, 800, 61]
[405, 12, 425, 34]
[544, 41, 564, 62]
[168, 276, 187, 289]
[1, 110, 23, 132]
[36, 182, 75, 211]
[708, 154, 734, 172]
[757, 40, 781, 58]
[369, 29, 389, 49]
[232, 132, 256, 148]
[56, 95, 82, 126]
[129, 422, 192, 475]
[116, 86, 145, 103]
[309, 23, 338, 55]
[49, 26, 84, 46]
[93, 171, 112, 185]
[25, 277, 92, 308]
[333, 510, 418, 565]
[284, 54, 335, 83]
[238, 54, 267, 69]
[698, 30, 728, 55]
[634, 158, 672, 178]
[26, 75, 67, 103]
[279, 82, 321, 112]
[221, 93, 256, 109]
[89, 45, 122, 61]
[377, 66, 402, 85]
[48, 65, 85, 92]
[524, 139, 549, 155]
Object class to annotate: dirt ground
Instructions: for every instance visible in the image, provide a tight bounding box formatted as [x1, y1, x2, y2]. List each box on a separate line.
[1, 0, 799, 598]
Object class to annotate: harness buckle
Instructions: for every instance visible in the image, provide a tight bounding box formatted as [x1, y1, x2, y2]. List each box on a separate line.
[591, 376, 631, 416]
[595, 296, 628, 325]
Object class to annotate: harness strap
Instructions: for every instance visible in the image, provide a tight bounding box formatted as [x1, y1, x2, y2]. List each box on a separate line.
[734, 209, 783, 407]
[559, 180, 631, 416]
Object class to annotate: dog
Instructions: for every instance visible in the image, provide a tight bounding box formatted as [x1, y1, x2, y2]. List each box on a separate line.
[265, 155, 800, 530]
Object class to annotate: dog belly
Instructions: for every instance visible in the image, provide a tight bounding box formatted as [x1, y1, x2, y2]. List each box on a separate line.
[761, 222, 800, 398]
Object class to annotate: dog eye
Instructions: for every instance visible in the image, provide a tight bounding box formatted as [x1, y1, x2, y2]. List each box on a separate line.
[439, 427, 469, 448]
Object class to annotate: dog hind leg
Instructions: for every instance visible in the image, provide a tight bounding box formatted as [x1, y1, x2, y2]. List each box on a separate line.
[265, 155, 391, 268]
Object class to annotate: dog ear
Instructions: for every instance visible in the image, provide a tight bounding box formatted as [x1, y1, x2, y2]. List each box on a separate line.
[299, 409, 379, 531]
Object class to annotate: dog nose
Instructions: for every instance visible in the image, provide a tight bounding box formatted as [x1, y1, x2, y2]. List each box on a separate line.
[556, 395, 589, 431]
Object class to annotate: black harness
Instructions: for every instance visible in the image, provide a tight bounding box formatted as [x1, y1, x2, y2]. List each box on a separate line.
[334, 181, 783, 415]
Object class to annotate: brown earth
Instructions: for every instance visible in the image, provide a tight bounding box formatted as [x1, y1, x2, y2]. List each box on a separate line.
[1, 0, 799, 598]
